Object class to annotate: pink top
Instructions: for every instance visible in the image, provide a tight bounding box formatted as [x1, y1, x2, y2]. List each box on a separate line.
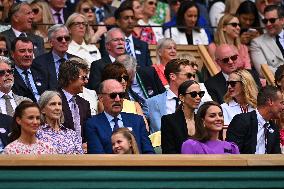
[207, 43, 251, 71]
[153, 64, 168, 86]
[3, 139, 56, 154]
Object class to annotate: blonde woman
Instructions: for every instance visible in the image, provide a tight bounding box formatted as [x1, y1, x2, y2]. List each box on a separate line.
[208, 14, 251, 71]
[221, 69, 258, 125]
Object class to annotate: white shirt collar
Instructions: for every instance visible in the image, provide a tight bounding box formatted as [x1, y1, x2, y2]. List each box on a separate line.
[0, 90, 13, 98]
[222, 72, 229, 81]
[12, 28, 24, 37]
[51, 8, 63, 15]
[109, 55, 116, 63]
[62, 89, 74, 102]
[255, 108, 267, 128]
[166, 88, 177, 100]
[104, 111, 122, 122]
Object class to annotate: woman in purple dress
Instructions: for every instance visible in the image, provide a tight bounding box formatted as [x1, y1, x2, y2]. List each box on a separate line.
[181, 101, 240, 154]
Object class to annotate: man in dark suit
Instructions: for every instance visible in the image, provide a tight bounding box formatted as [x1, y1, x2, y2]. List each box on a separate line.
[48, 0, 71, 24]
[1, 2, 45, 57]
[32, 24, 75, 90]
[0, 113, 12, 153]
[11, 37, 48, 102]
[88, 28, 126, 91]
[114, 3, 152, 67]
[227, 86, 282, 154]
[58, 58, 91, 142]
[85, 79, 154, 154]
[205, 44, 260, 104]
[93, 0, 117, 24]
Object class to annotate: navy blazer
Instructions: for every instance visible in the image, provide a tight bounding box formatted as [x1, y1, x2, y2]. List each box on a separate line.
[85, 112, 155, 154]
[133, 37, 152, 67]
[0, 113, 12, 148]
[226, 111, 281, 154]
[1, 28, 45, 57]
[32, 51, 76, 90]
[12, 66, 48, 102]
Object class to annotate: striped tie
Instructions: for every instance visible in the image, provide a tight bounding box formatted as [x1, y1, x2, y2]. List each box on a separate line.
[125, 38, 133, 57]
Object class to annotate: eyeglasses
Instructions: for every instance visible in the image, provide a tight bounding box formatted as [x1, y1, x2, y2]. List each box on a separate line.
[32, 8, 39, 15]
[109, 38, 125, 43]
[102, 92, 126, 99]
[116, 75, 129, 82]
[226, 80, 241, 87]
[262, 18, 279, 25]
[185, 91, 205, 98]
[0, 48, 8, 56]
[178, 72, 195, 79]
[226, 22, 241, 28]
[72, 22, 88, 27]
[78, 75, 89, 81]
[147, 1, 157, 6]
[0, 69, 14, 77]
[219, 55, 238, 64]
[56, 36, 71, 42]
[82, 7, 95, 13]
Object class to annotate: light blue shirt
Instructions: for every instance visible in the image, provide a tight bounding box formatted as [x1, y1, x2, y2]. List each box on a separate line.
[52, 51, 68, 78]
[130, 74, 146, 100]
[104, 112, 123, 131]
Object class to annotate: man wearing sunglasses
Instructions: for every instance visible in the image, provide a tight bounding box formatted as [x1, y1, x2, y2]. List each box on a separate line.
[85, 79, 154, 154]
[1, 2, 45, 58]
[250, 5, 284, 77]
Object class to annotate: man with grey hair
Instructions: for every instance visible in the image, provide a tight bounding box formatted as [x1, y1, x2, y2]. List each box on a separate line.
[88, 28, 126, 91]
[1, 2, 44, 57]
[32, 24, 76, 90]
[0, 56, 30, 116]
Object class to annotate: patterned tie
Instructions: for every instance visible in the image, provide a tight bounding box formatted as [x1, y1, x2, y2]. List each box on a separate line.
[71, 96, 81, 138]
[263, 122, 269, 154]
[113, 117, 119, 132]
[96, 8, 104, 23]
[22, 70, 33, 92]
[2, 94, 14, 116]
[54, 12, 63, 24]
[125, 38, 133, 57]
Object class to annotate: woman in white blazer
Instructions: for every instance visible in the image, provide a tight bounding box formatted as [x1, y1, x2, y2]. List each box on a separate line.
[164, 1, 208, 45]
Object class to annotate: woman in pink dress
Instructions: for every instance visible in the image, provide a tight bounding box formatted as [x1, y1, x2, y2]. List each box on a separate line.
[3, 101, 55, 154]
[181, 101, 239, 154]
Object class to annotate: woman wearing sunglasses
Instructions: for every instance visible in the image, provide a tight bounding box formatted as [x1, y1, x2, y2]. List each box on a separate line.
[101, 62, 149, 131]
[221, 69, 258, 125]
[181, 101, 240, 154]
[208, 14, 252, 71]
[161, 80, 204, 154]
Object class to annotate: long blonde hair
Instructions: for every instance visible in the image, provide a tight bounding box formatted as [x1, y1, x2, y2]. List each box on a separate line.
[112, 128, 140, 154]
[224, 69, 258, 108]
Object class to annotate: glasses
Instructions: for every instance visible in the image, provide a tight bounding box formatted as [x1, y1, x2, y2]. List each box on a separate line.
[102, 92, 126, 99]
[185, 91, 205, 98]
[190, 62, 198, 68]
[262, 18, 279, 25]
[109, 38, 125, 43]
[32, 8, 39, 15]
[116, 75, 129, 82]
[78, 75, 89, 81]
[82, 7, 95, 13]
[219, 55, 238, 64]
[0, 69, 14, 77]
[226, 22, 240, 28]
[0, 48, 8, 56]
[147, 1, 157, 6]
[227, 80, 241, 87]
[56, 36, 71, 42]
[178, 72, 195, 79]
[72, 22, 88, 27]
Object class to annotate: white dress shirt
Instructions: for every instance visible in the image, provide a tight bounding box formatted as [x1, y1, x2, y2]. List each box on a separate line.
[0, 91, 16, 114]
[255, 109, 268, 154]
[165, 89, 178, 115]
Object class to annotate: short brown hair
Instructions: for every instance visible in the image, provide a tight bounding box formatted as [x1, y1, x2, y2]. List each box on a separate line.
[164, 58, 191, 82]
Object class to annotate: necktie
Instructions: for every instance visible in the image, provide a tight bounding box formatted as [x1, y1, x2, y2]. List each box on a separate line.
[2, 94, 14, 116]
[19, 33, 26, 37]
[125, 38, 133, 57]
[276, 35, 284, 58]
[54, 12, 63, 24]
[22, 70, 33, 92]
[263, 122, 269, 154]
[71, 96, 81, 138]
[96, 8, 104, 23]
[56, 58, 66, 77]
[173, 97, 179, 110]
[113, 117, 119, 132]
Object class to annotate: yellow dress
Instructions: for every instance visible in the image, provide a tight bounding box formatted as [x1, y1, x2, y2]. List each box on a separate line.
[122, 99, 137, 114]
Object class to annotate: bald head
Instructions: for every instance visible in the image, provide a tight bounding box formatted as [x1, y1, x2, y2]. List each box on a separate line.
[215, 44, 238, 74]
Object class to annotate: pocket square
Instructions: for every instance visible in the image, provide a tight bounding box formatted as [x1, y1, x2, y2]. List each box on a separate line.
[0, 128, 6, 133]
[135, 50, 141, 55]
[127, 127, 133, 131]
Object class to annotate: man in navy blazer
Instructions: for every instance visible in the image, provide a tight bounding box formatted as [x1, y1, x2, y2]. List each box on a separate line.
[85, 79, 154, 154]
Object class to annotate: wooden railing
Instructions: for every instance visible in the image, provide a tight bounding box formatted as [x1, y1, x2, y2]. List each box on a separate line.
[261, 64, 275, 86]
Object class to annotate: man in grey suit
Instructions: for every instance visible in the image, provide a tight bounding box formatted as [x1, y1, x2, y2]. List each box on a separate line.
[1, 2, 45, 57]
[250, 5, 284, 77]
[0, 56, 30, 116]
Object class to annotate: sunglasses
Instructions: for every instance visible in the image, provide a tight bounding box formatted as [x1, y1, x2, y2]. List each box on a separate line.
[0, 6, 4, 12]
[72, 22, 88, 27]
[227, 80, 241, 87]
[102, 92, 126, 99]
[82, 7, 95, 13]
[185, 91, 205, 98]
[56, 36, 71, 42]
[220, 55, 238, 64]
[116, 75, 129, 82]
[226, 22, 241, 28]
[0, 68, 14, 77]
[78, 75, 89, 81]
[32, 8, 39, 15]
[0, 48, 8, 56]
[190, 62, 198, 68]
[148, 1, 157, 6]
[262, 18, 279, 25]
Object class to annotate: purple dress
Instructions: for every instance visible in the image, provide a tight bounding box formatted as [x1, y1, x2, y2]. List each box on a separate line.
[181, 139, 240, 154]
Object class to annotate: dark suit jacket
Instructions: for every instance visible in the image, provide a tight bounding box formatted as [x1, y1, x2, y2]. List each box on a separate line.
[132, 37, 152, 67]
[85, 112, 154, 154]
[226, 111, 281, 154]
[1, 28, 45, 57]
[161, 108, 194, 154]
[59, 89, 91, 141]
[0, 113, 12, 148]
[32, 51, 76, 90]
[12, 67, 48, 102]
